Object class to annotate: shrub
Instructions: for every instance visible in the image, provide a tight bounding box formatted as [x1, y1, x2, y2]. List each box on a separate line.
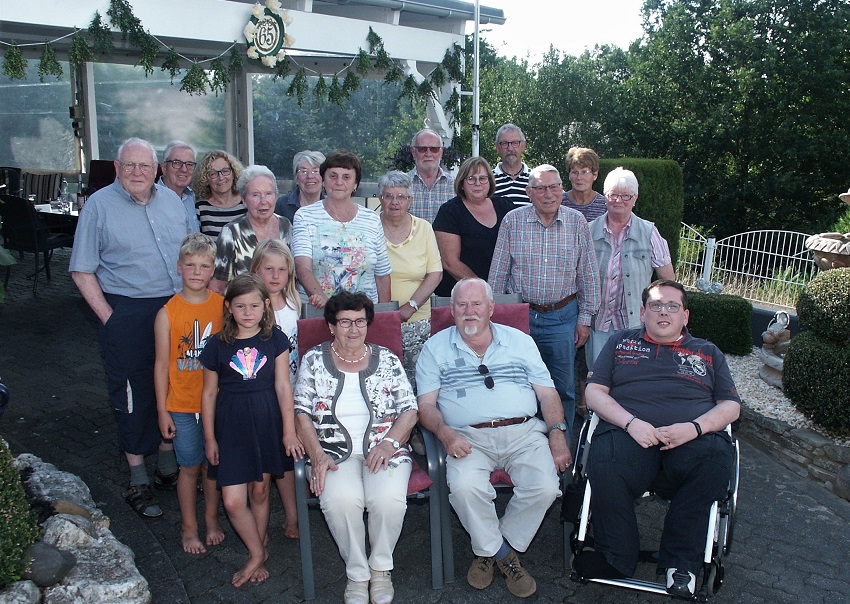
[686, 291, 754, 356]
[0, 440, 41, 589]
[796, 268, 850, 342]
[597, 158, 684, 267]
[783, 331, 850, 433]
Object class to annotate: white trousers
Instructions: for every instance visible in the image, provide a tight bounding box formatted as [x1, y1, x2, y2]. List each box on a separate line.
[319, 454, 411, 581]
[446, 419, 560, 557]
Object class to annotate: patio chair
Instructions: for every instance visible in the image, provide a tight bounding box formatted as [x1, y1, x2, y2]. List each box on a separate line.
[292, 307, 445, 599]
[0, 194, 74, 296]
[0, 167, 21, 197]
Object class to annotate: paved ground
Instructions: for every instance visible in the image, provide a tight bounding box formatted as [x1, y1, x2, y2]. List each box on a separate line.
[2, 249, 850, 603]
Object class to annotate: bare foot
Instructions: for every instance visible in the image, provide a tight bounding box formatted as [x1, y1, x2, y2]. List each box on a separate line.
[249, 563, 269, 583]
[205, 524, 225, 547]
[181, 529, 207, 555]
[233, 556, 265, 588]
[283, 520, 299, 539]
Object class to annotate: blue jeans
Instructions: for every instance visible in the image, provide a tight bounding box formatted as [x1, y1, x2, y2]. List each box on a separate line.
[169, 412, 205, 468]
[528, 300, 577, 433]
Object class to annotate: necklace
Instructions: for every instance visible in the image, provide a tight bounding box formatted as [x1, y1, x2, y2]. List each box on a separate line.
[331, 342, 369, 363]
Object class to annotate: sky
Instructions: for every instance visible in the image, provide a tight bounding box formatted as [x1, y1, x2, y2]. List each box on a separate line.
[474, 0, 647, 62]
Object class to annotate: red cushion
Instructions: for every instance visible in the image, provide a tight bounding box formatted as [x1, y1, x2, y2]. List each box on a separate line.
[430, 303, 530, 335]
[297, 311, 403, 359]
[407, 457, 434, 494]
[489, 469, 514, 487]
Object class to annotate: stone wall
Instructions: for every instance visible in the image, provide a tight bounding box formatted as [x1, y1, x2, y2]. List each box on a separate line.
[737, 406, 850, 500]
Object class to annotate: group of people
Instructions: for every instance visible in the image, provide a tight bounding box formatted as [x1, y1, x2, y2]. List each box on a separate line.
[68, 129, 739, 602]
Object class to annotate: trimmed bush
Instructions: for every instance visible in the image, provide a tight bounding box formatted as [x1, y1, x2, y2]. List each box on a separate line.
[0, 440, 40, 589]
[796, 267, 850, 342]
[597, 158, 684, 267]
[783, 331, 850, 433]
[686, 291, 754, 356]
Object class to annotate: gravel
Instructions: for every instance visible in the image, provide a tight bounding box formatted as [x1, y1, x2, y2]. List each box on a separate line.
[726, 348, 850, 447]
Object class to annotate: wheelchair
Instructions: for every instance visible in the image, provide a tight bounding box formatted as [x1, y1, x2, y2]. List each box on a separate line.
[563, 412, 739, 602]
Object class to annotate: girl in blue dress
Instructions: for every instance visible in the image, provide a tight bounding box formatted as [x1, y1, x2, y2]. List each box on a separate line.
[201, 274, 304, 588]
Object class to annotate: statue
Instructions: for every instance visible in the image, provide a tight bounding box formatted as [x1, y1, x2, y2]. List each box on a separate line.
[757, 310, 791, 388]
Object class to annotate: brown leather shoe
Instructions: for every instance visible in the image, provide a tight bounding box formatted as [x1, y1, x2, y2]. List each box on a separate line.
[467, 556, 495, 590]
[496, 550, 537, 598]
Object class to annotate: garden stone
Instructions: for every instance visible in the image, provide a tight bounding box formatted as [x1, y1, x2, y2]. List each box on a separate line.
[21, 540, 76, 587]
[834, 464, 850, 502]
[0, 580, 40, 604]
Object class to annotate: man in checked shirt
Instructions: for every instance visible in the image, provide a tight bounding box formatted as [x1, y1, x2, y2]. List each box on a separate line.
[489, 163, 601, 435]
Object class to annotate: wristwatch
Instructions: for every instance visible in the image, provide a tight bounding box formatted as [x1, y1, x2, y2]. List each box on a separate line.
[408, 299, 419, 311]
[547, 422, 568, 435]
[382, 437, 401, 450]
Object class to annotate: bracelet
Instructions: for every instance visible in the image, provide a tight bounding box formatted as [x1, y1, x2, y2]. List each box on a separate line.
[624, 415, 636, 433]
[691, 421, 703, 437]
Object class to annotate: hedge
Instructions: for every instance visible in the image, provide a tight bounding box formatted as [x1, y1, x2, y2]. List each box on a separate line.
[686, 291, 754, 356]
[0, 440, 41, 589]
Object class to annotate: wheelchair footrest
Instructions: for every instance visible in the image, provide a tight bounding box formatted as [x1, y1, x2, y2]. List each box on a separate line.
[585, 576, 669, 596]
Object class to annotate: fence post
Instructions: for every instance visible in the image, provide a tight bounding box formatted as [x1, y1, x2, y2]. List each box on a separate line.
[702, 237, 716, 282]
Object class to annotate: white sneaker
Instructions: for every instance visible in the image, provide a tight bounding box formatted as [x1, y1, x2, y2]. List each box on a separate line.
[370, 569, 394, 604]
[344, 579, 369, 604]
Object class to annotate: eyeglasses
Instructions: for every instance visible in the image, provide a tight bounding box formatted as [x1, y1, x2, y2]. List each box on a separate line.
[569, 169, 594, 177]
[380, 194, 411, 202]
[165, 159, 196, 171]
[646, 301, 682, 314]
[119, 162, 155, 174]
[497, 140, 524, 149]
[607, 193, 635, 202]
[296, 168, 320, 176]
[478, 364, 494, 389]
[336, 317, 368, 328]
[207, 167, 233, 179]
[529, 183, 563, 194]
[465, 175, 490, 185]
[413, 146, 442, 153]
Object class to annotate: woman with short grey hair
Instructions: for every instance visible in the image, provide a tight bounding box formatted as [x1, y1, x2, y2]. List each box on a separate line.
[378, 170, 442, 384]
[274, 150, 326, 224]
[211, 165, 293, 292]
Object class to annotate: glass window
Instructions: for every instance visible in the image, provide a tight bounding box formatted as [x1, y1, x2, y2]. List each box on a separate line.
[93, 63, 226, 161]
[252, 74, 425, 181]
[0, 62, 75, 170]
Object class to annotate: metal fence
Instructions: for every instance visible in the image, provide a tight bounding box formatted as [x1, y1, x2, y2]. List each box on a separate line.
[677, 224, 819, 309]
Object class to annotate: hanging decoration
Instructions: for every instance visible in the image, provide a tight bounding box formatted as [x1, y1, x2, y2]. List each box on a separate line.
[244, 0, 294, 69]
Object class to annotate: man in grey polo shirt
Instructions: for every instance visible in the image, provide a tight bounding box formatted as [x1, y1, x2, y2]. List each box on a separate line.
[71, 137, 197, 519]
[416, 278, 571, 598]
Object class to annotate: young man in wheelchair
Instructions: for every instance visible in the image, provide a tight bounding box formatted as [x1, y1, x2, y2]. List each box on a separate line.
[576, 279, 740, 599]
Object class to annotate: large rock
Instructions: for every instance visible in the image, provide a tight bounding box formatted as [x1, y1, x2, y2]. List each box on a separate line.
[0, 580, 40, 604]
[835, 464, 850, 502]
[21, 541, 76, 587]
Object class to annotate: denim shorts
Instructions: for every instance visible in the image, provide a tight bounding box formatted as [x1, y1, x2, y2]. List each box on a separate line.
[170, 411, 205, 467]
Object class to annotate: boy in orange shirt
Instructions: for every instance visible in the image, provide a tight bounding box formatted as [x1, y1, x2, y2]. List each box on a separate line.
[154, 233, 225, 553]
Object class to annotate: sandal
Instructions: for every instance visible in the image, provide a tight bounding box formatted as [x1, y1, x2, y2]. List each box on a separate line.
[124, 484, 163, 518]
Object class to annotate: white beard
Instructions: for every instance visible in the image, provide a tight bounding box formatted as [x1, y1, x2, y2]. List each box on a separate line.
[462, 323, 479, 336]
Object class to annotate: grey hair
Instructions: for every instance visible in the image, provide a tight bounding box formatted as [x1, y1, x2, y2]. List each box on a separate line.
[494, 123, 525, 144]
[292, 150, 326, 175]
[117, 138, 157, 164]
[162, 140, 195, 162]
[377, 170, 412, 195]
[529, 163, 561, 187]
[603, 167, 639, 196]
[450, 278, 494, 303]
[410, 128, 443, 148]
[237, 165, 279, 198]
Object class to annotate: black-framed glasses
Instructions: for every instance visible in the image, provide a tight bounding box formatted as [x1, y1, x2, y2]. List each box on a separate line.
[478, 364, 494, 389]
[606, 192, 635, 202]
[497, 140, 524, 149]
[207, 167, 233, 179]
[647, 301, 682, 314]
[337, 318, 368, 328]
[165, 159, 197, 171]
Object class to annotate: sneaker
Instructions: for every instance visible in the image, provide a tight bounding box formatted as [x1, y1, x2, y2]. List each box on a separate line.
[666, 568, 696, 599]
[467, 556, 495, 590]
[124, 484, 163, 518]
[369, 569, 393, 604]
[154, 468, 179, 490]
[496, 550, 537, 598]
[343, 579, 369, 604]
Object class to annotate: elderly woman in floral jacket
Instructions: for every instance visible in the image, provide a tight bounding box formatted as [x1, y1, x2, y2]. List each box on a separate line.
[294, 291, 417, 604]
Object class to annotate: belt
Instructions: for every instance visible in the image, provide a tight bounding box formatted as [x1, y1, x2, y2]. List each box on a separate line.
[470, 416, 531, 429]
[527, 293, 576, 313]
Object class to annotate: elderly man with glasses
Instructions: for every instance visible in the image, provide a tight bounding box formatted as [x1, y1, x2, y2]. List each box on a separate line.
[489, 164, 601, 435]
[577, 279, 740, 600]
[159, 139, 199, 231]
[407, 128, 454, 223]
[71, 137, 198, 520]
[416, 278, 570, 599]
[492, 123, 532, 205]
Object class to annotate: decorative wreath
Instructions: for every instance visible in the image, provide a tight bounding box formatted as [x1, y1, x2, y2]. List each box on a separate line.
[244, 0, 294, 68]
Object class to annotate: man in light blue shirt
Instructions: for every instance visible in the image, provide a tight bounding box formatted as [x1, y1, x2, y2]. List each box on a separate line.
[158, 139, 199, 231]
[416, 278, 570, 598]
[71, 137, 196, 519]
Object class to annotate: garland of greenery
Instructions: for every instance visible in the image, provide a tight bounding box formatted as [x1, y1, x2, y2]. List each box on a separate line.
[0, 0, 464, 118]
